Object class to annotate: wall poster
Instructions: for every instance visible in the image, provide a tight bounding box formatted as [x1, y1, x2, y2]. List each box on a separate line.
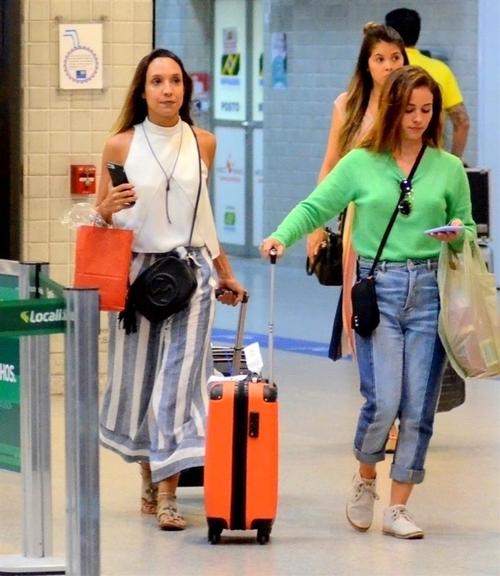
[59, 22, 103, 90]
[252, 0, 263, 121]
[213, 127, 246, 245]
[271, 32, 288, 89]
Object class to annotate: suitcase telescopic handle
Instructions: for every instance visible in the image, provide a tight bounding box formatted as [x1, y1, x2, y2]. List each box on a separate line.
[232, 291, 249, 374]
[215, 288, 249, 375]
[268, 249, 277, 385]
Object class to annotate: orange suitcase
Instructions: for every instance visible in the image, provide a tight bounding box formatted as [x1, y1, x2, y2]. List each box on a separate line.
[204, 253, 279, 544]
[204, 376, 278, 544]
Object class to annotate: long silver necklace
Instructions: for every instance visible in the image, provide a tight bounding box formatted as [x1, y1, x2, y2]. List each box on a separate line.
[142, 120, 184, 223]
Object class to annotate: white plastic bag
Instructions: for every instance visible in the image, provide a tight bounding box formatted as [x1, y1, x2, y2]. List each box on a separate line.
[437, 239, 500, 379]
[60, 202, 99, 229]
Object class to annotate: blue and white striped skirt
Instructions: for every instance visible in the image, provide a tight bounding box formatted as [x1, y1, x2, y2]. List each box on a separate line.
[99, 247, 217, 483]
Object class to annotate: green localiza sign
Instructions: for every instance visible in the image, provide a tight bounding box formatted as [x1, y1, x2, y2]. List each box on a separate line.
[0, 272, 66, 338]
[0, 269, 67, 472]
[0, 297, 66, 337]
[0, 273, 21, 472]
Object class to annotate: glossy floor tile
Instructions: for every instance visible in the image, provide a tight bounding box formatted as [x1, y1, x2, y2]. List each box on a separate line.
[0, 257, 499, 576]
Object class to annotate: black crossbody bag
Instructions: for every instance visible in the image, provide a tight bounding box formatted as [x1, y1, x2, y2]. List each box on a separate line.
[119, 125, 203, 335]
[351, 145, 426, 337]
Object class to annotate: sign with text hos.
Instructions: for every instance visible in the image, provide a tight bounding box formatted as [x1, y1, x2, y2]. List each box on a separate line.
[0, 273, 20, 472]
[0, 274, 66, 472]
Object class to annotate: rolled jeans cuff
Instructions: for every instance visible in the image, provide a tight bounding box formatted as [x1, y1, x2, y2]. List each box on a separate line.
[353, 447, 386, 464]
[390, 463, 425, 484]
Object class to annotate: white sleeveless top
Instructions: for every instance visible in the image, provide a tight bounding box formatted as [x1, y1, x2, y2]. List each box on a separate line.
[112, 117, 220, 257]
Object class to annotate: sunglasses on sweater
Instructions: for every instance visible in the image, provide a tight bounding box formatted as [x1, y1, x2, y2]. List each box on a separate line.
[398, 178, 413, 216]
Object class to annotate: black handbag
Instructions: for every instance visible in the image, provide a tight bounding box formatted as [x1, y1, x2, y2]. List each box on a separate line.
[436, 361, 466, 412]
[119, 252, 198, 334]
[306, 224, 343, 286]
[119, 124, 203, 335]
[351, 145, 426, 337]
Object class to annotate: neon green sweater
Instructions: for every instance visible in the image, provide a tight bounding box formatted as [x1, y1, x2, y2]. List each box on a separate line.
[271, 147, 476, 260]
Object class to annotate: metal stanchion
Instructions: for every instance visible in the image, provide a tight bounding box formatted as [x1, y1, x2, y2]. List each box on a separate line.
[63, 288, 100, 576]
[20, 264, 53, 561]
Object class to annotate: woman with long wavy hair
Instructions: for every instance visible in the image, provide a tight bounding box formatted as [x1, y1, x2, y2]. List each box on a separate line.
[308, 23, 408, 360]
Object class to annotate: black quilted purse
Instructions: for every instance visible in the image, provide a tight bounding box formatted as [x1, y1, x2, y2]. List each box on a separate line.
[306, 226, 343, 286]
[119, 252, 198, 334]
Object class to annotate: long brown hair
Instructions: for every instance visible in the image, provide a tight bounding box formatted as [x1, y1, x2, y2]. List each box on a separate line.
[338, 22, 408, 157]
[111, 48, 194, 134]
[363, 65, 443, 153]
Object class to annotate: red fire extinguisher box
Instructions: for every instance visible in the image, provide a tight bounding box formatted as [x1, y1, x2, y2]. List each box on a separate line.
[71, 164, 96, 195]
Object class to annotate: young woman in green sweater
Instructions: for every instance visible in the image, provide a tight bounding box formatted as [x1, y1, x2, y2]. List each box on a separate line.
[261, 66, 475, 539]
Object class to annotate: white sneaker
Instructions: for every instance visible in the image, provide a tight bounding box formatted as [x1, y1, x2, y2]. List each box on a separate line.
[345, 473, 379, 531]
[382, 505, 424, 539]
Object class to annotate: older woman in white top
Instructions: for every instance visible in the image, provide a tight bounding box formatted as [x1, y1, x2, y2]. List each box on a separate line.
[95, 48, 245, 531]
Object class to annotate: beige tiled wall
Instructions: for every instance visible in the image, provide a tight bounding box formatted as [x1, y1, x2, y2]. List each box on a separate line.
[23, 0, 153, 392]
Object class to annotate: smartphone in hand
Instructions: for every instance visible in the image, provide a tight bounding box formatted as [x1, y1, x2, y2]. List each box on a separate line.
[424, 225, 464, 236]
[106, 161, 135, 206]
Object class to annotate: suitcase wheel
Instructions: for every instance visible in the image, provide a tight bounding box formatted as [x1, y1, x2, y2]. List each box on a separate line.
[257, 532, 269, 544]
[208, 526, 222, 544]
[252, 520, 273, 545]
[256, 524, 272, 545]
[207, 518, 226, 544]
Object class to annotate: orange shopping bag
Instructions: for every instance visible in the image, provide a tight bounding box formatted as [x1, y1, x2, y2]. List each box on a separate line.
[73, 225, 134, 311]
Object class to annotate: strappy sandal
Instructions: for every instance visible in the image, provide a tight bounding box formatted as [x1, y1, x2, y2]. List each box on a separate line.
[157, 493, 186, 531]
[140, 463, 158, 515]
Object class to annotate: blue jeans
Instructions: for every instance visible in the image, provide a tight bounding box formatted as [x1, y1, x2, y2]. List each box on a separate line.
[353, 258, 446, 484]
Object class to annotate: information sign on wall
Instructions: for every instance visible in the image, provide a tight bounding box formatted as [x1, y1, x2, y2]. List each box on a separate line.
[214, 0, 246, 121]
[59, 23, 103, 90]
[214, 127, 246, 245]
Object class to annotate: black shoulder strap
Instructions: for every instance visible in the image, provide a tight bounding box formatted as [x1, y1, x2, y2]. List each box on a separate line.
[369, 144, 427, 275]
[407, 143, 427, 182]
[187, 123, 203, 248]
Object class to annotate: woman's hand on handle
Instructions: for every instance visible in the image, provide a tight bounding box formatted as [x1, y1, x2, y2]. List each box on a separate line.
[216, 278, 246, 306]
[260, 238, 285, 260]
[213, 247, 245, 306]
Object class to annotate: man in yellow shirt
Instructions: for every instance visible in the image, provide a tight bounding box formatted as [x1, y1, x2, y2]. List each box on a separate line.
[386, 7, 470, 159]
